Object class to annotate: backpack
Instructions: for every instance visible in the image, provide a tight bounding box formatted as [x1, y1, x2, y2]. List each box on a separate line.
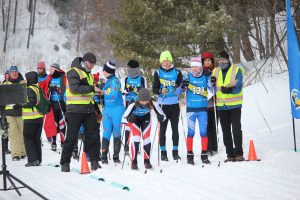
[30, 85, 51, 115]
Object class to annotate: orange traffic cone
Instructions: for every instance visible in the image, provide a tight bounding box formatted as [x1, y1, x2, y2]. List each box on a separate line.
[80, 152, 91, 174]
[247, 140, 260, 161]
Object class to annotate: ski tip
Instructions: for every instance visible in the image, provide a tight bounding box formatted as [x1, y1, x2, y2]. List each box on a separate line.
[123, 186, 130, 191]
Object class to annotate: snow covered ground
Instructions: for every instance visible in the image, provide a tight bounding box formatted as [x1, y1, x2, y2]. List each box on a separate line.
[0, 72, 300, 200]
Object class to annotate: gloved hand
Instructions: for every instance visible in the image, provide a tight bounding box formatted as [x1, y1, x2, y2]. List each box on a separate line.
[211, 76, 216, 86]
[160, 88, 169, 95]
[157, 114, 165, 123]
[182, 79, 189, 87]
[127, 85, 134, 92]
[203, 68, 212, 76]
[127, 114, 137, 123]
[13, 104, 21, 110]
[221, 86, 233, 94]
[49, 84, 57, 92]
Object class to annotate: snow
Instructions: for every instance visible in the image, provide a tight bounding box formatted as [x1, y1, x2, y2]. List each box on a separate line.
[0, 71, 300, 200]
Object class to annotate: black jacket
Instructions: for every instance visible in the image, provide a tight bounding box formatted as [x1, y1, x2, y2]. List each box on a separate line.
[66, 57, 95, 113]
[152, 66, 183, 95]
[5, 74, 24, 117]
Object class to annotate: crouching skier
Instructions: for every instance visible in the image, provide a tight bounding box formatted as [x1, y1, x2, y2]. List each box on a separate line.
[100, 61, 125, 164]
[181, 57, 212, 165]
[122, 88, 166, 170]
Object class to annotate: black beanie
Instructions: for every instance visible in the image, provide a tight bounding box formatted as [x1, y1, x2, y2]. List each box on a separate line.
[83, 53, 96, 64]
[127, 60, 140, 68]
[25, 71, 38, 85]
[217, 50, 230, 60]
[103, 61, 116, 74]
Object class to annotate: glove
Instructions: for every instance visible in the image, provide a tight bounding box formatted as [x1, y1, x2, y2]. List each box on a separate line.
[49, 84, 57, 92]
[127, 85, 134, 92]
[13, 104, 21, 110]
[203, 68, 212, 76]
[157, 114, 165, 123]
[211, 76, 216, 86]
[221, 86, 233, 94]
[127, 114, 136, 123]
[182, 79, 189, 87]
[160, 88, 169, 95]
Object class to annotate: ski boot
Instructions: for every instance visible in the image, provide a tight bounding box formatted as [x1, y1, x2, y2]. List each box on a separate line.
[131, 160, 138, 170]
[187, 152, 194, 165]
[113, 137, 121, 163]
[144, 159, 152, 169]
[61, 163, 70, 172]
[201, 152, 210, 164]
[161, 150, 169, 161]
[172, 150, 181, 161]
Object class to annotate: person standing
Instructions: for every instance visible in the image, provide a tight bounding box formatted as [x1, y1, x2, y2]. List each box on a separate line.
[123, 60, 147, 151]
[37, 61, 48, 82]
[4, 66, 26, 161]
[39, 63, 66, 151]
[22, 71, 44, 167]
[2, 70, 11, 154]
[201, 51, 218, 155]
[60, 53, 101, 172]
[211, 50, 244, 162]
[100, 61, 125, 164]
[122, 88, 166, 170]
[152, 50, 183, 161]
[181, 57, 211, 165]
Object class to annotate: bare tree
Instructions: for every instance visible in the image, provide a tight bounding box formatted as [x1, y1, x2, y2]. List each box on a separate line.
[27, 0, 33, 48]
[3, 0, 11, 52]
[2, 0, 5, 31]
[13, 0, 17, 33]
[30, 0, 36, 35]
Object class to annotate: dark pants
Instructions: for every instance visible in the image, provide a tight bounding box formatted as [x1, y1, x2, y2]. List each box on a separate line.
[207, 109, 218, 152]
[60, 112, 100, 164]
[51, 101, 66, 144]
[159, 103, 180, 150]
[23, 120, 43, 163]
[219, 108, 243, 157]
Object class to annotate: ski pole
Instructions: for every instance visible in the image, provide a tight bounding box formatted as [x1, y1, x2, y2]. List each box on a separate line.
[180, 110, 187, 151]
[212, 87, 219, 147]
[78, 136, 83, 162]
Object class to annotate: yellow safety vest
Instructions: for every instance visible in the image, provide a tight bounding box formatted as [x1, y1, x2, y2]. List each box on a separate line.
[65, 67, 94, 105]
[22, 84, 43, 120]
[212, 65, 243, 107]
[4, 82, 14, 110]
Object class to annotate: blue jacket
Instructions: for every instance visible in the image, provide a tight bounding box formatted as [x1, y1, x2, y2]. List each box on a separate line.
[103, 75, 123, 107]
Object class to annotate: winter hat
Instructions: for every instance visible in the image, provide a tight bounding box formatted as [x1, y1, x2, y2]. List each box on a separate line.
[217, 50, 230, 60]
[9, 66, 18, 73]
[201, 51, 214, 65]
[103, 61, 116, 74]
[51, 63, 60, 70]
[4, 70, 9, 75]
[127, 68, 140, 78]
[190, 57, 202, 67]
[160, 50, 173, 63]
[138, 88, 151, 101]
[127, 60, 140, 68]
[37, 61, 46, 69]
[83, 53, 96, 64]
[25, 71, 38, 85]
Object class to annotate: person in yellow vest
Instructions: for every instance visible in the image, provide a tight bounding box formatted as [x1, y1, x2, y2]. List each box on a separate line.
[22, 71, 44, 167]
[60, 53, 101, 172]
[211, 50, 244, 162]
[5, 66, 26, 161]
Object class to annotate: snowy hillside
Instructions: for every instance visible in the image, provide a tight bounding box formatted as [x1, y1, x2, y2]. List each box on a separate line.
[0, 71, 300, 200]
[0, 1, 76, 74]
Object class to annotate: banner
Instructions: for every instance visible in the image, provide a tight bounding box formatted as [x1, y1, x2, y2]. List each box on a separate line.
[287, 0, 300, 119]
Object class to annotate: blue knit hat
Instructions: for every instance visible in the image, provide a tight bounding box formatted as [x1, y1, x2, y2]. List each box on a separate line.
[9, 66, 18, 73]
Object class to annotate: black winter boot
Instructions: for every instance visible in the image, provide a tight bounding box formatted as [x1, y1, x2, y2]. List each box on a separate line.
[201, 151, 210, 164]
[144, 159, 152, 169]
[91, 161, 101, 171]
[161, 151, 169, 161]
[131, 160, 138, 170]
[187, 152, 194, 165]
[101, 138, 109, 164]
[172, 150, 181, 161]
[101, 151, 108, 164]
[61, 163, 70, 172]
